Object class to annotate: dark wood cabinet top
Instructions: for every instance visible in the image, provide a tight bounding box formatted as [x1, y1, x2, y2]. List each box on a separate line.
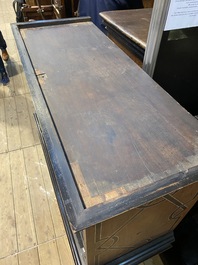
[13, 19, 198, 231]
[100, 8, 152, 49]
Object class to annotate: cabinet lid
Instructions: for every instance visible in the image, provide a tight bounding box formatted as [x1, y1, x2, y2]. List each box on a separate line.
[12, 18, 198, 231]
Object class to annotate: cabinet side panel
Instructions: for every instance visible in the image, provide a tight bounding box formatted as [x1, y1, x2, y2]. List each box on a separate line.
[84, 182, 198, 265]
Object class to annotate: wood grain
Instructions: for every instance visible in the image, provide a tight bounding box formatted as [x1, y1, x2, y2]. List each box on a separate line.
[84, 182, 198, 264]
[0, 255, 18, 265]
[23, 146, 55, 244]
[10, 149, 37, 251]
[5, 97, 21, 151]
[15, 95, 35, 148]
[100, 9, 152, 49]
[26, 93, 40, 145]
[0, 153, 17, 258]
[37, 145, 66, 238]
[21, 21, 198, 208]
[18, 247, 40, 265]
[56, 236, 76, 265]
[0, 98, 7, 153]
[143, 0, 154, 8]
[38, 240, 60, 265]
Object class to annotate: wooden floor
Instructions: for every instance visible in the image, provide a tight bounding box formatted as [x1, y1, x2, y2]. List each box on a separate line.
[0, 1, 164, 264]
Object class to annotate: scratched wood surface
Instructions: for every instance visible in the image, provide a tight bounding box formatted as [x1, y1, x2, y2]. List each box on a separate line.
[20, 21, 198, 209]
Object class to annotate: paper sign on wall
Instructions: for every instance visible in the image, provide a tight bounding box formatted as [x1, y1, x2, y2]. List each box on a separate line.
[165, 0, 198, 31]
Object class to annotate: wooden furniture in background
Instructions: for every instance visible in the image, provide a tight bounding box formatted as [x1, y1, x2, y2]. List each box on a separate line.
[21, 0, 66, 21]
[143, 0, 154, 8]
[26, 0, 51, 4]
[100, 8, 152, 67]
[12, 18, 198, 265]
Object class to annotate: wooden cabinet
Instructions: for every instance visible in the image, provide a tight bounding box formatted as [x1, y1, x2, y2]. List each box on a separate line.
[22, 0, 66, 20]
[100, 9, 152, 67]
[12, 18, 198, 265]
[25, 0, 52, 4]
[22, 0, 79, 20]
[142, 0, 154, 8]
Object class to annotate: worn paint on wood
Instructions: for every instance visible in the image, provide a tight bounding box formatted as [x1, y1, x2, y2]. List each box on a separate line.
[20, 21, 198, 210]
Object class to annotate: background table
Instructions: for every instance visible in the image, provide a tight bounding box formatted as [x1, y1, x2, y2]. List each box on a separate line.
[100, 8, 152, 66]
